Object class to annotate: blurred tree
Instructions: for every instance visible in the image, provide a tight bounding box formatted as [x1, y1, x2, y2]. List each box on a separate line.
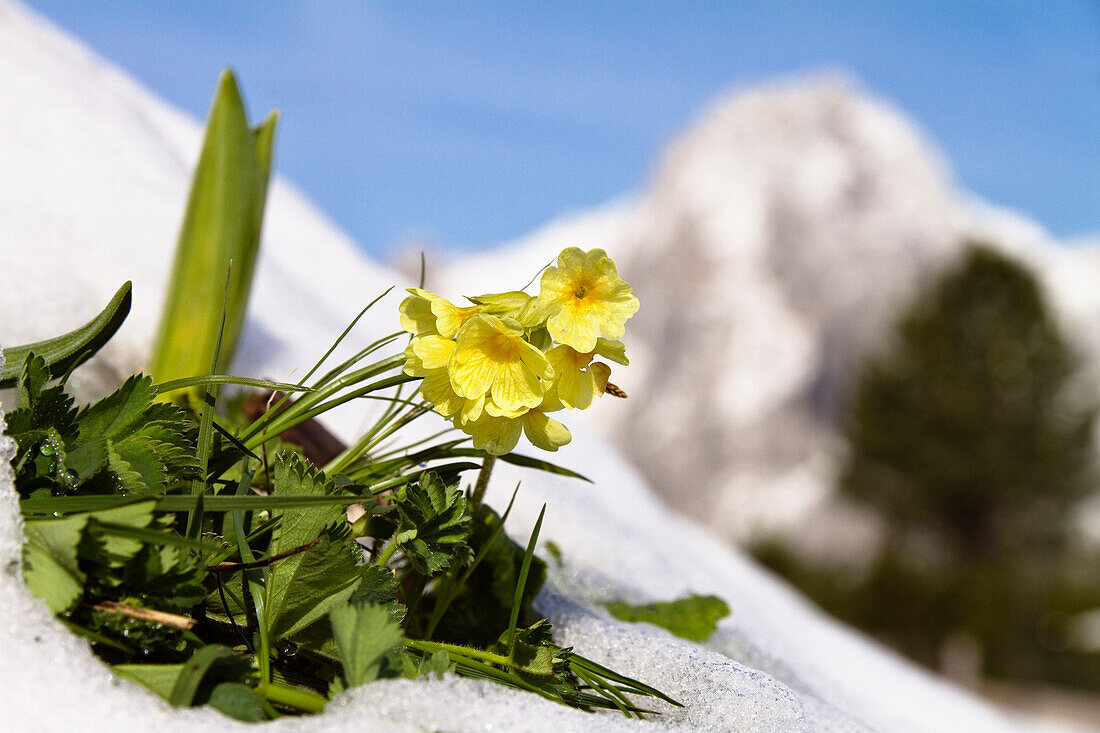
[757, 244, 1100, 687]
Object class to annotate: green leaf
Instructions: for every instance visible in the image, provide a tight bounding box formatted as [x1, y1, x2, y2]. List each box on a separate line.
[417, 650, 454, 679]
[0, 281, 132, 389]
[329, 602, 404, 688]
[206, 682, 267, 722]
[114, 663, 185, 700]
[269, 535, 363, 638]
[83, 501, 156, 564]
[264, 454, 363, 638]
[149, 69, 277, 383]
[169, 645, 237, 707]
[65, 375, 158, 481]
[393, 471, 471, 575]
[22, 514, 89, 613]
[349, 564, 405, 623]
[604, 593, 730, 642]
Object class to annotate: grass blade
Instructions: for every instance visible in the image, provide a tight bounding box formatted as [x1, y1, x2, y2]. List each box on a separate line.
[507, 503, 546, 652]
[155, 375, 314, 395]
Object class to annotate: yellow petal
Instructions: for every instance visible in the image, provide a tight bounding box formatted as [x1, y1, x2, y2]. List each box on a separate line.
[461, 413, 522, 455]
[590, 361, 612, 396]
[412, 334, 455, 370]
[491, 359, 545, 411]
[399, 292, 437, 335]
[522, 411, 572, 452]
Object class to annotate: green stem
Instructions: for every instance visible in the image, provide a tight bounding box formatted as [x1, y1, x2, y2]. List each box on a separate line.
[470, 455, 496, 508]
[374, 536, 400, 568]
[406, 638, 512, 668]
[254, 681, 327, 714]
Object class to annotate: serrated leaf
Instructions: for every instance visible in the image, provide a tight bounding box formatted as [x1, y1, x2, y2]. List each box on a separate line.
[65, 375, 160, 482]
[85, 501, 156, 564]
[269, 536, 362, 638]
[394, 471, 471, 575]
[349, 564, 405, 623]
[329, 602, 404, 688]
[106, 438, 162, 494]
[605, 593, 730, 642]
[417, 649, 454, 679]
[17, 353, 51, 406]
[73, 375, 158, 443]
[22, 514, 89, 613]
[265, 454, 362, 639]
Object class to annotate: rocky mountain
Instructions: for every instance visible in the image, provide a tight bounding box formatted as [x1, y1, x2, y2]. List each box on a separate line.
[434, 76, 1100, 547]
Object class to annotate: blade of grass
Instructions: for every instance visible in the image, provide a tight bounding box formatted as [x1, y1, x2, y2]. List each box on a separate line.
[186, 267, 232, 540]
[297, 289, 393, 386]
[156, 375, 314, 395]
[21, 493, 367, 515]
[168, 644, 235, 707]
[507, 503, 546, 656]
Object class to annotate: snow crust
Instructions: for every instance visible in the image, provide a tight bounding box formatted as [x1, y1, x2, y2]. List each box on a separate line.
[0, 1, 1050, 730]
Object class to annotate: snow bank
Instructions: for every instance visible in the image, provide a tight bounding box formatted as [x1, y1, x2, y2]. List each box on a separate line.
[0, 1, 1038, 730]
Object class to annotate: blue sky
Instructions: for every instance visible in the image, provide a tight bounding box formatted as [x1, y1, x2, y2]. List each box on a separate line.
[25, 1, 1100, 256]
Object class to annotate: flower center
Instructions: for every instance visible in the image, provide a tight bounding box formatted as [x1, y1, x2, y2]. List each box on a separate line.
[573, 286, 588, 300]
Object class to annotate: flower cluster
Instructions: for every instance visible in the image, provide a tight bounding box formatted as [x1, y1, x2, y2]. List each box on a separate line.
[400, 247, 639, 455]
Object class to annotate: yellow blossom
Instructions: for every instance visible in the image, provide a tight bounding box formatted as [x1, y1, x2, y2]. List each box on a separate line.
[403, 335, 482, 419]
[448, 314, 553, 411]
[457, 398, 572, 455]
[536, 247, 639, 353]
[399, 288, 480, 338]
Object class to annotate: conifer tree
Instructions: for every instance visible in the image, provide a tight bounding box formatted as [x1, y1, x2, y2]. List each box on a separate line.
[838, 244, 1097, 680]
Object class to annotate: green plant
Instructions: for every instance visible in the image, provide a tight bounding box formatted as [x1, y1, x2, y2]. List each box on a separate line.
[6, 71, 676, 722]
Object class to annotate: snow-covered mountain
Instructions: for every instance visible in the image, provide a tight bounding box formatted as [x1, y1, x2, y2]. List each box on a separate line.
[434, 76, 1100, 545]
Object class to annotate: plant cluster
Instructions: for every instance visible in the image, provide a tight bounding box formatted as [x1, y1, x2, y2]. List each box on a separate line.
[5, 258, 673, 721]
[3, 71, 675, 723]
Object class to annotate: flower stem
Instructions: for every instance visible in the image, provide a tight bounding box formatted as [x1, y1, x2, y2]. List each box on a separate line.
[406, 638, 512, 668]
[470, 455, 496, 508]
[374, 536, 400, 568]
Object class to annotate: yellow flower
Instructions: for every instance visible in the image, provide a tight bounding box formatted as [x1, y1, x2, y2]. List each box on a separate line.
[457, 399, 572, 455]
[399, 288, 481, 338]
[536, 247, 639, 353]
[403, 335, 483, 420]
[448, 314, 553, 411]
[544, 339, 627, 410]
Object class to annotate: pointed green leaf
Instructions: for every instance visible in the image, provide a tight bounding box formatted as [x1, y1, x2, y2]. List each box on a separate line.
[0, 282, 131, 389]
[150, 70, 277, 383]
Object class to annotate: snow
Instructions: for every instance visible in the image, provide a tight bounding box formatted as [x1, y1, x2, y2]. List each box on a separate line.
[0, 1, 1062, 730]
